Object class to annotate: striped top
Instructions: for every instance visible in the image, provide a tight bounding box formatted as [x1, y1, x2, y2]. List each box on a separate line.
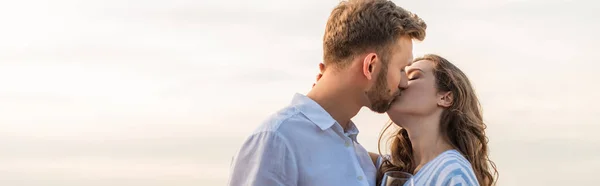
[378, 150, 480, 186]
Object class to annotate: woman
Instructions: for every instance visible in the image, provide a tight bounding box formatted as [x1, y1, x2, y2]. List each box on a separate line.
[375, 54, 498, 185]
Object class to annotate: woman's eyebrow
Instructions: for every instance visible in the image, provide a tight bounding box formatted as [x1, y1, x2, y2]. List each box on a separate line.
[406, 68, 424, 74]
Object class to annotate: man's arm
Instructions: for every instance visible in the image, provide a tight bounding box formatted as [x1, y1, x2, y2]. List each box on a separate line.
[368, 152, 380, 168]
[228, 131, 298, 186]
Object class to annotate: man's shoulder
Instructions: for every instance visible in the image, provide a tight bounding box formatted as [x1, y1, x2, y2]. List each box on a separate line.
[253, 104, 313, 135]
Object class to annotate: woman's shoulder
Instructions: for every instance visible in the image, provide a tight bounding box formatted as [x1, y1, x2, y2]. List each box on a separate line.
[437, 149, 471, 165]
[418, 150, 480, 186]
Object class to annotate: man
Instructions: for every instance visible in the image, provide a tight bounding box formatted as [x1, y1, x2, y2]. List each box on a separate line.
[228, 0, 426, 185]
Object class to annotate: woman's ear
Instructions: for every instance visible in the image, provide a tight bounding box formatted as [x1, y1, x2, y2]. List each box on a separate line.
[437, 91, 453, 108]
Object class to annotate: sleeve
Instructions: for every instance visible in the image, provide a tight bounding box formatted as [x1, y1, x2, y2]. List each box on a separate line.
[376, 156, 382, 169]
[434, 161, 480, 186]
[227, 131, 298, 186]
[444, 173, 480, 186]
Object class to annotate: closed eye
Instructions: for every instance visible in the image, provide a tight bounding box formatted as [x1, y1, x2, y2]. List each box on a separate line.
[407, 69, 423, 81]
[408, 74, 420, 80]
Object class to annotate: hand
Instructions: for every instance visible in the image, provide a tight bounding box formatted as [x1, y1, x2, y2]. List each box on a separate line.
[312, 63, 325, 88]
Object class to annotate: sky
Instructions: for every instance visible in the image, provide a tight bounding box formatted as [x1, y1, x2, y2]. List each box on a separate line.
[0, 0, 599, 185]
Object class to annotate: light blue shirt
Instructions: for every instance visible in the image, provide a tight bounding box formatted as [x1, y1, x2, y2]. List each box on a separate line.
[377, 150, 479, 186]
[228, 93, 377, 186]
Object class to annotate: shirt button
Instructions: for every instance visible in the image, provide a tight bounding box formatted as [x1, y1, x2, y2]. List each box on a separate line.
[345, 141, 351, 147]
[357, 176, 363, 181]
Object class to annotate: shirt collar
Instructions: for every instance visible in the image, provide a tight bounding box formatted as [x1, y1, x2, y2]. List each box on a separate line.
[291, 93, 361, 140]
[291, 93, 337, 130]
[345, 121, 360, 142]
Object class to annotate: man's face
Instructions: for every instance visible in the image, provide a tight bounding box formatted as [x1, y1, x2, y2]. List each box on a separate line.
[366, 36, 413, 113]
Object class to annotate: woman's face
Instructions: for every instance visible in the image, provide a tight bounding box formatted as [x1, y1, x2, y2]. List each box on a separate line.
[387, 60, 446, 124]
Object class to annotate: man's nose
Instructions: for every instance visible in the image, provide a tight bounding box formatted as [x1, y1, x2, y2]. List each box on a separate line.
[399, 79, 408, 88]
[398, 84, 407, 92]
[398, 72, 409, 89]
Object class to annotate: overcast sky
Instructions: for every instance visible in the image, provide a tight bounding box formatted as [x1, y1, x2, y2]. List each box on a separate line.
[0, 0, 599, 185]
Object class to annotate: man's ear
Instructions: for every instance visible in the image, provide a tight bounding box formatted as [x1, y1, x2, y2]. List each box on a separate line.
[362, 53, 378, 80]
[437, 91, 453, 108]
[312, 63, 326, 88]
[318, 62, 325, 74]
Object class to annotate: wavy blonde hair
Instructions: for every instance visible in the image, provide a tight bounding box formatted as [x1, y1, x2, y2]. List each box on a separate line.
[376, 54, 498, 185]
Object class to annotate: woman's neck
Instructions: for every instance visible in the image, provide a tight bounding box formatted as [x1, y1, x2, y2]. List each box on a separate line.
[403, 116, 453, 173]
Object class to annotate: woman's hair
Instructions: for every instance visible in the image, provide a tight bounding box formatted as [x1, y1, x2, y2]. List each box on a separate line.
[376, 54, 498, 186]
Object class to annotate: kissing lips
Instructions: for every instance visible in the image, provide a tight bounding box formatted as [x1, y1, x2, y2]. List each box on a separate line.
[390, 91, 402, 103]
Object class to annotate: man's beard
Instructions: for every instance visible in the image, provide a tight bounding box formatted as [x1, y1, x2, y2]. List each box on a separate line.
[366, 63, 399, 113]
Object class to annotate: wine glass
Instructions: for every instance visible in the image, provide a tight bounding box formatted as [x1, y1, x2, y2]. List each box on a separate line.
[380, 171, 414, 186]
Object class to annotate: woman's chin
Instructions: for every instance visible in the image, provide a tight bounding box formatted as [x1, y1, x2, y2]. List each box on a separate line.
[387, 103, 408, 114]
[387, 110, 409, 123]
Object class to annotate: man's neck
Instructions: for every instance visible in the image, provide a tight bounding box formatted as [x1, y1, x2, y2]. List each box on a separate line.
[306, 75, 363, 131]
[403, 116, 453, 172]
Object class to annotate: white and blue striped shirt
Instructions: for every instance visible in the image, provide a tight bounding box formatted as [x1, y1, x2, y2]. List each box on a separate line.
[378, 150, 479, 186]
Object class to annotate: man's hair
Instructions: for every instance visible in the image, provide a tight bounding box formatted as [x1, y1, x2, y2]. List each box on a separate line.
[323, 0, 427, 68]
